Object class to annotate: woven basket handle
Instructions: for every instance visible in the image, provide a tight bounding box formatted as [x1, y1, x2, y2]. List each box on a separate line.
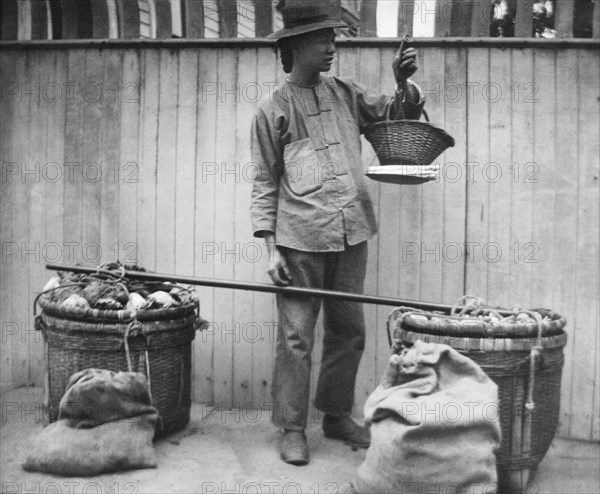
[384, 100, 429, 123]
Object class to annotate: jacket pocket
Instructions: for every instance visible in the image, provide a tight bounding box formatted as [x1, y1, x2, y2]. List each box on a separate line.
[283, 138, 322, 196]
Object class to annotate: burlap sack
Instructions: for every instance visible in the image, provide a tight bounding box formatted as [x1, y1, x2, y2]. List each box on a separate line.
[59, 368, 157, 427]
[23, 368, 158, 476]
[354, 341, 501, 494]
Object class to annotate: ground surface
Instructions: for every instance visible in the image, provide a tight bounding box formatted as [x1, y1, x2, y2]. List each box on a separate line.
[1, 387, 598, 494]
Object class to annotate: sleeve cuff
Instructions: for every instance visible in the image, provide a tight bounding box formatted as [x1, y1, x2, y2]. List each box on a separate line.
[395, 79, 425, 105]
[253, 228, 275, 239]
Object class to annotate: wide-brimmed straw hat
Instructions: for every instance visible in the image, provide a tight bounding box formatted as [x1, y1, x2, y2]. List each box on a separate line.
[268, 0, 347, 40]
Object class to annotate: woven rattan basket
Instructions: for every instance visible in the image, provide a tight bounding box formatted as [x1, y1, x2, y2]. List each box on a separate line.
[388, 304, 567, 492]
[35, 295, 202, 437]
[364, 109, 455, 168]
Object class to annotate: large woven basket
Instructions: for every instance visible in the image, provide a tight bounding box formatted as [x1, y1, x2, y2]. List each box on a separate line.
[35, 295, 202, 437]
[388, 305, 567, 491]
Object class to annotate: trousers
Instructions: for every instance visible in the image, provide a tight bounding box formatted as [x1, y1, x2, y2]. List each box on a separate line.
[271, 241, 368, 431]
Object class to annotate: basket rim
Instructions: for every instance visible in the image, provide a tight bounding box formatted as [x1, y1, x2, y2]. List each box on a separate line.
[397, 329, 568, 351]
[394, 307, 566, 338]
[40, 312, 199, 334]
[364, 119, 456, 147]
[37, 295, 198, 323]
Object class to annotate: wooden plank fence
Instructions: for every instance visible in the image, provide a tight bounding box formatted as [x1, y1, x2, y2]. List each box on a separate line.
[3, 0, 600, 40]
[0, 38, 598, 441]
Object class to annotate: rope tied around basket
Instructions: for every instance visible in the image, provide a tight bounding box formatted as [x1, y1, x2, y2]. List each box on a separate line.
[119, 319, 153, 403]
[522, 310, 544, 414]
[450, 295, 488, 317]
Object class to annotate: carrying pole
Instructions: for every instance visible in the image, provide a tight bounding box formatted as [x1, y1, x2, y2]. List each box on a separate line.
[45, 263, 513, 315]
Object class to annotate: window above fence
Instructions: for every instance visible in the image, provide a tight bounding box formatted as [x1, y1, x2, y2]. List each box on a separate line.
[1, 0, 598, 41]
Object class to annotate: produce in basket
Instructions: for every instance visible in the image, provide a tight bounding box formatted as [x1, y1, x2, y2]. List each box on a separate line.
[43, 277, 61, 292]
[52, 284, 86, 304]
[126, 292, 149, 312]
[62, 294, 90, 309]
[40, 263, 198, 313]
[147, 290, 175, 309]
[83, 281, 129, 308]
[169, 286, 196, 305]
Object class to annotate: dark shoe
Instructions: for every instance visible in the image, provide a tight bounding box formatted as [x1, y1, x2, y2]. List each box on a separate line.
[280, 430, 309, 465]
[322, 415, 371, 449]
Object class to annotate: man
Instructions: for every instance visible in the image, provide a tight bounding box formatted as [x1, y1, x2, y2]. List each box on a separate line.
[250, 0, 424, 465]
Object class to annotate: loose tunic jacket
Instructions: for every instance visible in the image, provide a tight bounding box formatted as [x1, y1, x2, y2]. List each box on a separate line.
[250, 75, 423, 252]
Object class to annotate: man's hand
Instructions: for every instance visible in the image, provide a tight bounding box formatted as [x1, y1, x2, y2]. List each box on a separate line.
[263, 232, 292, 286]
[268, 248, 292, 286]
[392, 46, 418, 83]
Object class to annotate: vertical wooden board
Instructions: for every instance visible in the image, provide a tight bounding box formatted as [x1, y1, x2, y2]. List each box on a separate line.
[44, 50, 67, 259]
[419, 47, 445, 304]
[81, 49, 104, 267]
[63, 49, 86, 263]
[554, 0, 575, 37]
[441, 47, 467, 303]
[553, 48, 579, 437]
[193, 48, 218, 404]
[174, 48, 200, 405]
[594, 325, 600, 441]
[470, 0, 490, 36]
[359, 0, 377, 36]
[396, 51, 425, 309]
[594, 0, 600, 39]
[250, 46, 279, 406]
[174, 49, 198, 278]
[26, 50, 50, 386]
[514, 0, 534, 37]
[10, 52, 31, 386]
[434, 0, 451, 36]
[0, 49, 17, 389]
[486, 47, 512, 307]
[156, 50, 179, 273]
[212, 48, 237, 408]
[38, 51, 67, 387]
[155, 50, 179, 274]
[508, 48, 535, 308]
[336, 45, 357, 79]
[173, 48, 203, 404]
[374, 47, 404, 384]
[396, 37, 423, 331]
[464, 47, 490, 299]
[0, 177, 14, 387]
[232, 46, 257, 406]
[530, 49, 556, 310]
[218, 0, 237, 37]
[355, 46, 382, 409]
[99, 50, 123, 266]
[254, 0, 272, 37]
[118, 49, 141, 265]
[571, 50, 600, 440]
[137, 49, 160, 270]
[396, 180, 422, 300]
[450, 0, 473, 36]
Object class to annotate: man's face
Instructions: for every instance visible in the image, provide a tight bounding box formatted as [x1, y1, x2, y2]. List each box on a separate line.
[293, 28, 337, 73]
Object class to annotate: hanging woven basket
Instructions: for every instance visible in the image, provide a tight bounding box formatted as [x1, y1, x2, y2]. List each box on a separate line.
[364, 36, 455, 185]
[364, 109, 455, 168]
